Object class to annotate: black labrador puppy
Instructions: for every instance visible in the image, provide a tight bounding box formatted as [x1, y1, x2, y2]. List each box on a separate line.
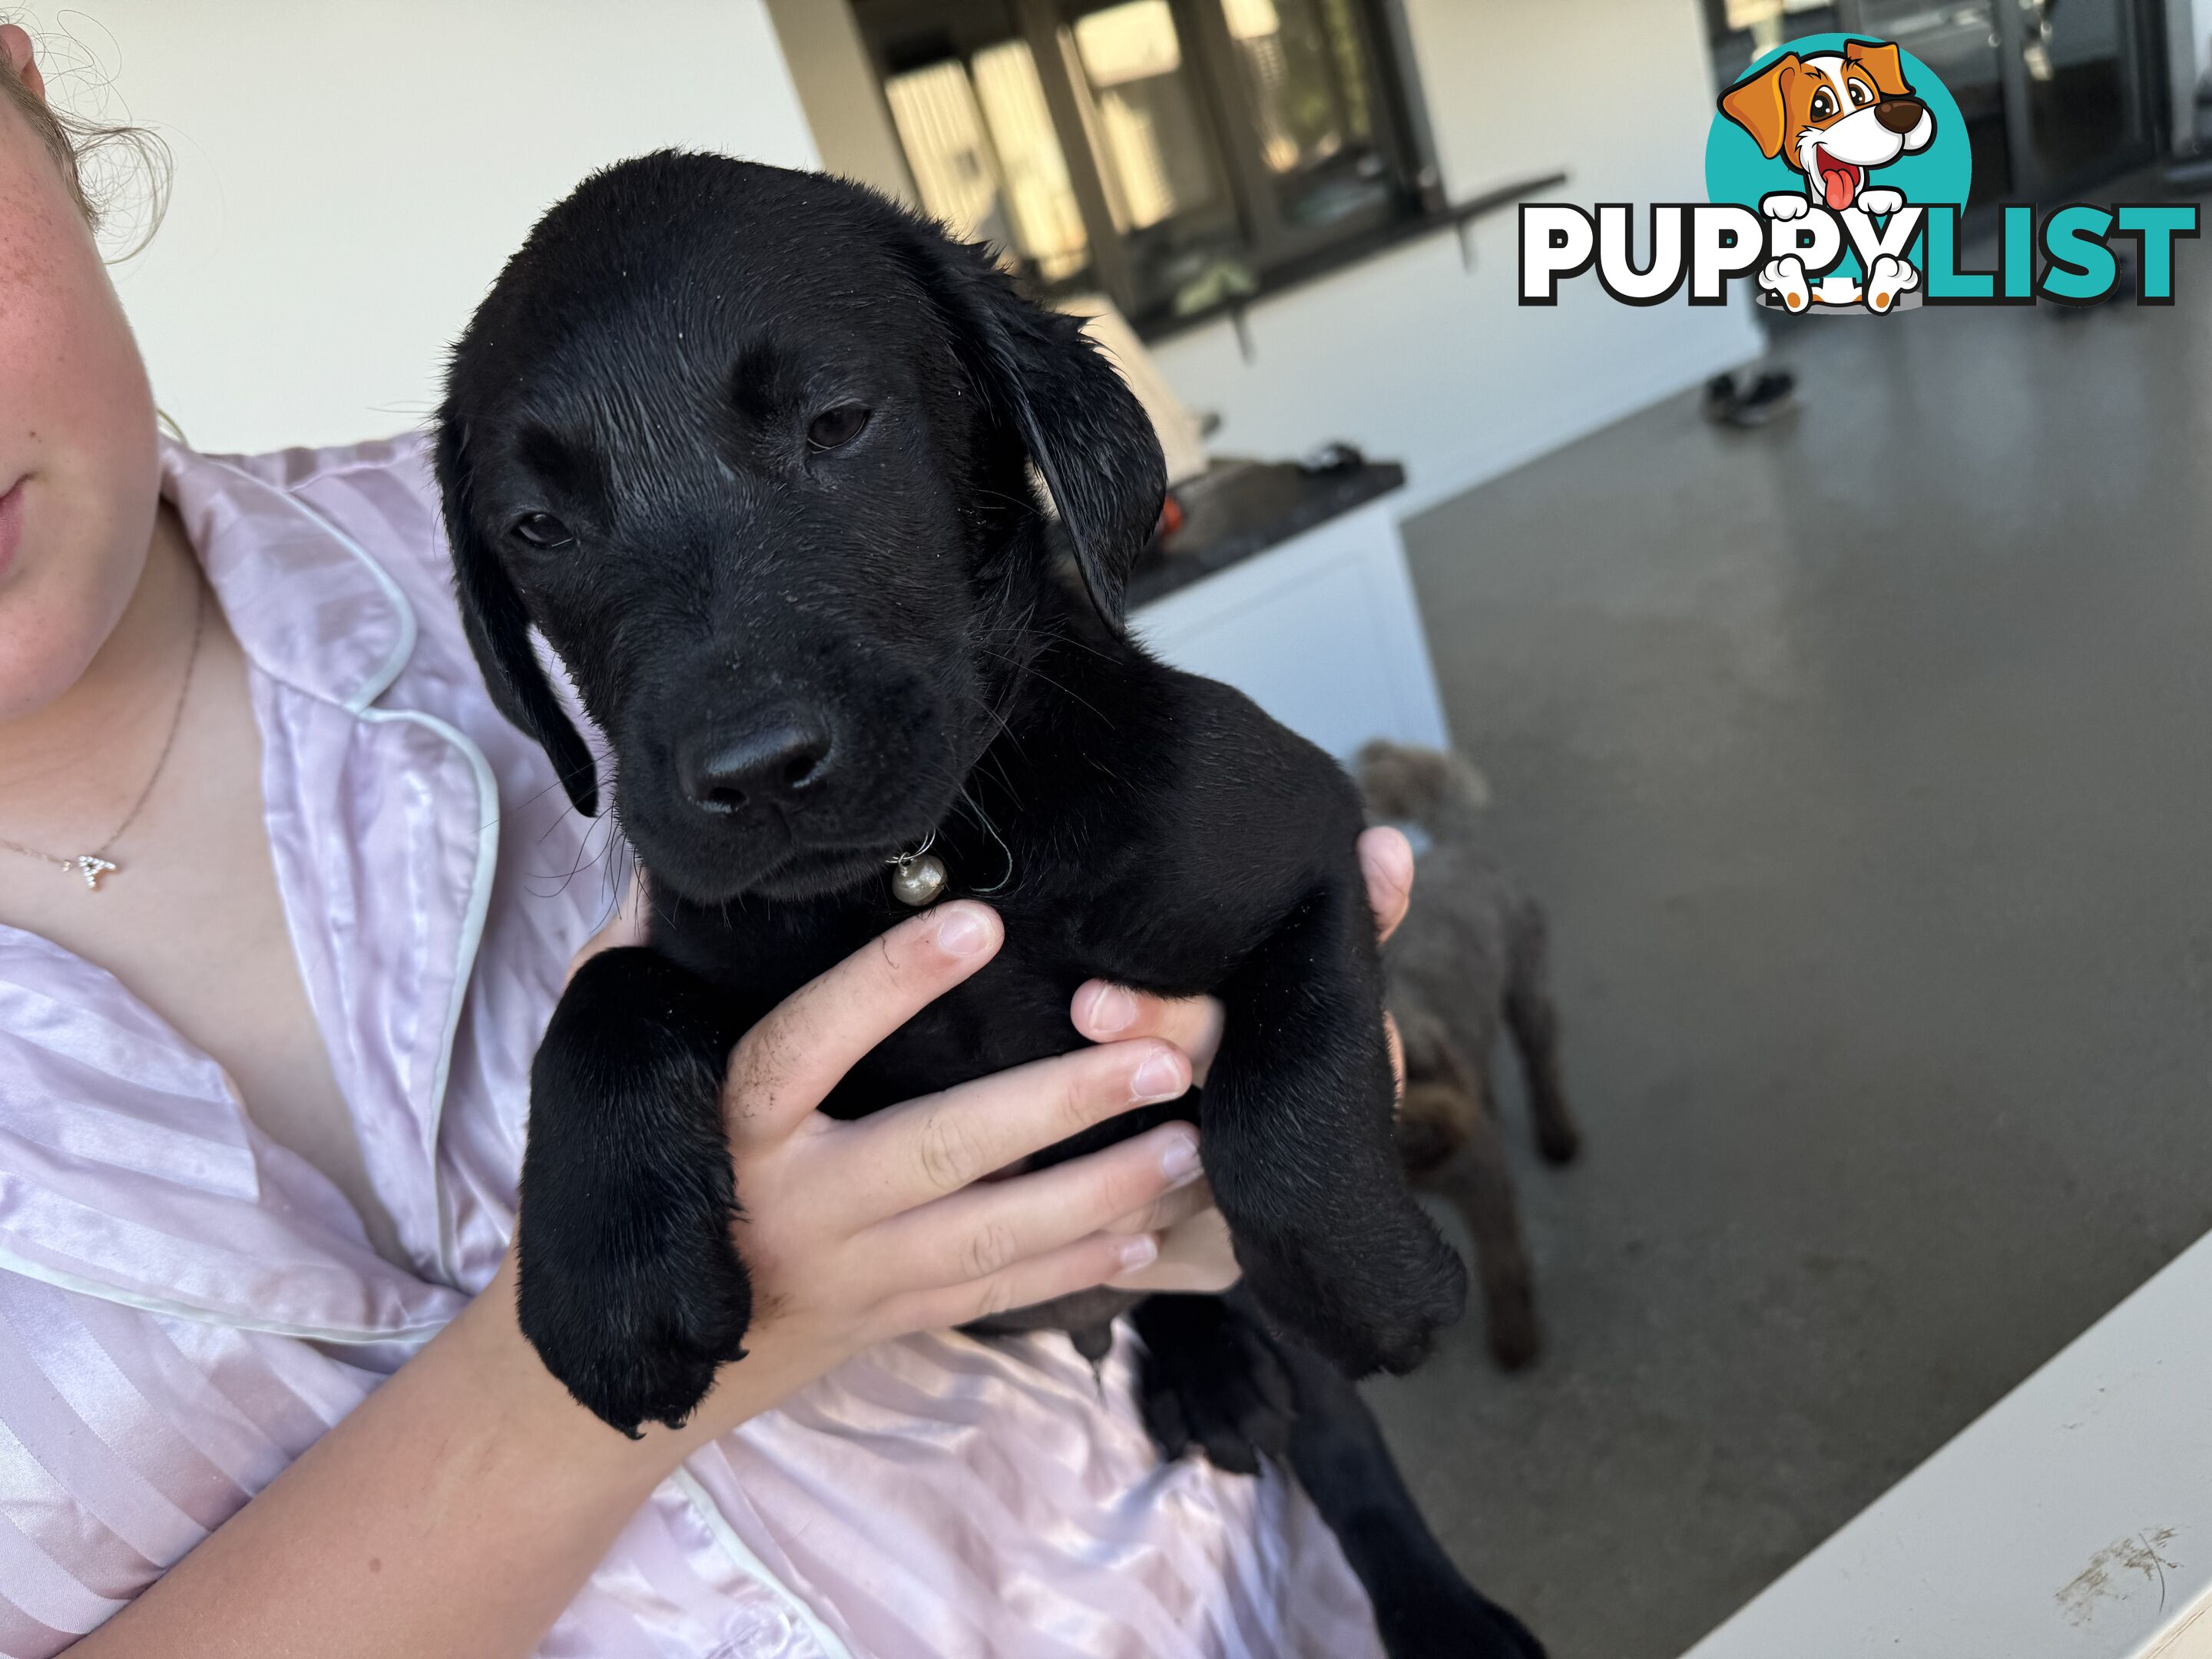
[437, 151, 1541, 1659]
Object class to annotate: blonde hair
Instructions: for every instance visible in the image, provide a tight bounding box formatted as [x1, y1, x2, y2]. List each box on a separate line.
[0, 24, 167, 250]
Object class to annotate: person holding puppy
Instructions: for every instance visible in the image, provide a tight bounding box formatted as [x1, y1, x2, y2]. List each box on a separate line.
[0, 25, 1415, 1659]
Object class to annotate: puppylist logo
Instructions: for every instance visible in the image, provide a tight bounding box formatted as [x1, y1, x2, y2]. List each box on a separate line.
[1521, 34, 2199, 313]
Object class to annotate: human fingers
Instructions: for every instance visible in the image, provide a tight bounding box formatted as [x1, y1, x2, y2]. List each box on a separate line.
[863, 1121, 1201, 1293]
[1071, 981, 1227, 1082]
[1101, 1174, 1216, 1239]
[1360, 825, 1414, 945]
[1114, 1203, 1240, 1294]
[831, 1037, 1192, 1221]
[1068, 827, 1413, 1071]
[878, 1230, 1161, 1338]
[723, 901, 1002, 1147]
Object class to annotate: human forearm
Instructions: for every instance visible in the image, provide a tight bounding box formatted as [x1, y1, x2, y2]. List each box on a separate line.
[72, 1256, 776, 1659]
[71, 882, 1308, 1657]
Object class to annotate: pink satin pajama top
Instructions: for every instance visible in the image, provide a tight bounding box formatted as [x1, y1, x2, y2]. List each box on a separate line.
[0, 435, 1385, 1658]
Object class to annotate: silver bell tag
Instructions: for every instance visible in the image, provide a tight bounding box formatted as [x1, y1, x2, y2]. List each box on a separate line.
[890, 851, 949, 908]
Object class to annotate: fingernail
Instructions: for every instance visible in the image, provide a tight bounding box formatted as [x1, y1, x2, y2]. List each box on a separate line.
[935, 906, 989, 958]
[1117, 1233, 1159, 1270]
[1159, 1131, 1202, 1187]
[1084, 984, 1137, 1035]
[1131, 1048, 1187, 1103]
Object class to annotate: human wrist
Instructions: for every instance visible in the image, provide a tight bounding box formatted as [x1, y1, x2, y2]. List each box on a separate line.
[450, 1252, 834, 1482]
[445, 1254, 690, 1498]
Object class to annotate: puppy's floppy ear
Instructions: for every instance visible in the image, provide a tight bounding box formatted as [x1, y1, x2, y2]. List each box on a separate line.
[433, 416, 600, 817]
[1844, 38, 1912, 98]
[906, 234, 1164, 628]
[1720, 55, 1798, 159]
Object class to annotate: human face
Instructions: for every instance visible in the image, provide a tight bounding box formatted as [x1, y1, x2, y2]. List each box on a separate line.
[0, 25, 161, 724]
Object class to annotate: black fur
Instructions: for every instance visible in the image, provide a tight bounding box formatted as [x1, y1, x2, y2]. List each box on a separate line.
[1144, 1293, 1547, 1659]
[439, 152, 1528, 1655]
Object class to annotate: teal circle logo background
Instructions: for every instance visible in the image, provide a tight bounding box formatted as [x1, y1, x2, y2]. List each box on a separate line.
[1704, 34, 1972, 276]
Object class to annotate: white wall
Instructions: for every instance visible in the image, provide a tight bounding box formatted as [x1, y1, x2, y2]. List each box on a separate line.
[30, 2, 819, 454]
[762, 0, 1763, 516]
[1144, 0, 1763, 512]
[51, 0, 1758, 490]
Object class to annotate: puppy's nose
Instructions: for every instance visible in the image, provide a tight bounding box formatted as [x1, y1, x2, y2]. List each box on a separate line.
[680, 711, 833, 813]
[1875, 97, 1925, 134]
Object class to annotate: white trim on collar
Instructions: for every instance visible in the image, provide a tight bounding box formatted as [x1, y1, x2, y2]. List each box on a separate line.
[154, 436, 492, 1293]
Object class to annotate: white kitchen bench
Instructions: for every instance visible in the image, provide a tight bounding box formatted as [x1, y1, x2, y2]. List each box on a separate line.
[1127, 460, 1450, 764]
[1684, 1227, 2212, 1659]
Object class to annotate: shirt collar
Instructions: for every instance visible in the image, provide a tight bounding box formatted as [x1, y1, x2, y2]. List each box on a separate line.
[159, 437, 417, 713]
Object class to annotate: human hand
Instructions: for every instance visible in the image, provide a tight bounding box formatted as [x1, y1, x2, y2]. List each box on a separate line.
[1068, 825, 1416, 1293]
[552, 830, 1416, 1363]
[599, 898, 1205, 1442]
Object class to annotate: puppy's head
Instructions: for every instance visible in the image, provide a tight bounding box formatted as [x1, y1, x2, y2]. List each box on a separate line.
[1718, 39, 1934, 212]
[436, 154, 1164, 904]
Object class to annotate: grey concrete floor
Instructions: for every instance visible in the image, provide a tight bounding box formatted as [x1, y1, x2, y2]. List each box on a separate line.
[1371, 237, 2212, 1659]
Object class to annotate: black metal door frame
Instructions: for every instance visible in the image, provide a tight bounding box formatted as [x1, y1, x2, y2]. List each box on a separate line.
[1835, 0, 2164, 200]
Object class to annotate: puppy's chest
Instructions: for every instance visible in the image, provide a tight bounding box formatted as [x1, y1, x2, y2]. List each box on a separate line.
[835, 879, 1228, 1118]
[657, 862, 1240, 1122]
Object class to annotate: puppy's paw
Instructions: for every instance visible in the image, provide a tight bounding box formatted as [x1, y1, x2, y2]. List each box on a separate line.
[1858, 187, 1905, 217]
[1381, 1587, 1551, 1659]
[1481, 1250, 1541, 1373]
[1536, 1115, 1582, 1166]
[1132, 1294, 1294, 1475]
[516, 1204, 753, 1435]
[1759, 190, 1811, 221]
[518, 948, 753, 1435]
[1238, 1203, 1467, 1378]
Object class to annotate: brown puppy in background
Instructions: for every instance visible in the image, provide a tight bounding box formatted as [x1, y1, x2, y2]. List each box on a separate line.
[1359, 742, 1581, 1369]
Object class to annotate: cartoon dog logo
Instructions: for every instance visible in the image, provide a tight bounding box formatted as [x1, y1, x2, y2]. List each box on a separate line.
[1718, 39, 1937, 313]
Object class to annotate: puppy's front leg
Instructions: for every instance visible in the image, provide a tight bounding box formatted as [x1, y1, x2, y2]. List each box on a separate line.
[517, 946, 751, 1435]
[1207, 879, 1468, 1377]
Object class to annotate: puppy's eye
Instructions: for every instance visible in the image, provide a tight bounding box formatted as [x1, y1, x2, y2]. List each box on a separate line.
[1850, 81, 1873, 106]
[806, 405, 871, 451]
[1810, 89, 1836, 120]
[511, 512, 575, 550]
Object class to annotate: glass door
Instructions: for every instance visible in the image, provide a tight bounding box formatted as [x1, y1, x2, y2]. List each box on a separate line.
[1836, 0, 2158, 203]
[2000, 0, 2154, 195]
[1847, 1, 2017, 200]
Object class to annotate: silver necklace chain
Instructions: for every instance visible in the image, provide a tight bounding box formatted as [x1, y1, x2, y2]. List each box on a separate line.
[0, 581, 207, 891]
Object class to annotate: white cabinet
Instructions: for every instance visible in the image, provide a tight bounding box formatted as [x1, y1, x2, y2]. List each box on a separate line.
[1129, 495, 1450, 763]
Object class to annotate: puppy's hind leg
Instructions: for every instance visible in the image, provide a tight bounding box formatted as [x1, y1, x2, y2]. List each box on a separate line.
[1132, 1292, 1296, 1475]
[1420, 1071, 1540, 1372]
[1270, 1310, 1548, 1659]
[1137, 1292, 1546, 1658]
[1395, 1008, 1539, 1367]
[518, 947, 753, 1435]
[1503, 901, 1580, 1165]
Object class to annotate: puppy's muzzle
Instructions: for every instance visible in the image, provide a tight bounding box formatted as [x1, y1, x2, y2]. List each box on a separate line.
[680, 707, 834, 814]
[1875, 97, 1926, 135]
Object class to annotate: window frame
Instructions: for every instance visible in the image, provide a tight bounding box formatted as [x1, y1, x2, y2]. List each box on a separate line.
[853, 0, 1442, 334]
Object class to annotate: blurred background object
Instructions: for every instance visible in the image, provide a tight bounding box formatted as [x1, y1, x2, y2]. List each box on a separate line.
[1359, 739, 1584, 1375]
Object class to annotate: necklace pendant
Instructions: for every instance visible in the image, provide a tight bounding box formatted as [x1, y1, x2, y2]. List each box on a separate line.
[890, 852, 949, 908]
[68, 855, 118, 891]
